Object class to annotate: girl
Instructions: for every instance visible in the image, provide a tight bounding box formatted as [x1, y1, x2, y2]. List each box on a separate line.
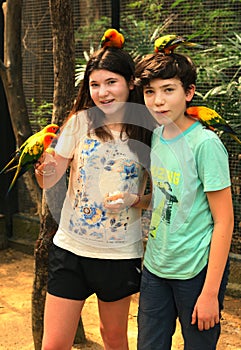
[35, 47, 154, 350]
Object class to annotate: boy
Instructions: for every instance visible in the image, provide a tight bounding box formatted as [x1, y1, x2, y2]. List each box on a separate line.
[135, 52, 234, 349]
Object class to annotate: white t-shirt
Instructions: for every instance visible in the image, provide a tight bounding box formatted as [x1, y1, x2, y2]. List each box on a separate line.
[52, 111, 146, 259]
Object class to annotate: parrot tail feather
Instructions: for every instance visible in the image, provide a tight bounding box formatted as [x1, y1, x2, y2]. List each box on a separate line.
[0, 157, 18, 174]
[2, 165, 18, 174]
[230, 134, 241, 146]
[7, 167, 21, 194]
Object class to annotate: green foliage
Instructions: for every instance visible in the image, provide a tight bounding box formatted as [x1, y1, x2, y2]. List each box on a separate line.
[75, 46, 94, 87]
[170, 0, 240, 36]
[121, 15, 163, 58]
[74, 17, 110, 87]
[194, 32, 241, 125]
[75, 17, 110, 51]
[127, 0, 164, 22]
[29, 99, 53, 127]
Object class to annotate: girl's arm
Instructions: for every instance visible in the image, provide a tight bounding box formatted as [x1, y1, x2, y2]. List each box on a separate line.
[191, 186, 234, 331]
[35, 152, 71, 189]
[132, 192, 152, 210]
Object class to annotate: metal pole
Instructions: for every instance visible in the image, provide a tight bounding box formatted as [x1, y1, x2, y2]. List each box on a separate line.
[111, 0, 120, 30]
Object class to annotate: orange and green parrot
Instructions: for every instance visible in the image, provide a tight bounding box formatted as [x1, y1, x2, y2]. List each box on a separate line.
[101, 28, 125, 49]
[154, 34, 202, 54]
[187, 106, 241, 145]
[7, 132, 57, 193]
[0, 123, 59, 175]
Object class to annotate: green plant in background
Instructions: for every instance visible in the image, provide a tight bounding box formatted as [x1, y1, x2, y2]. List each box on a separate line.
[122, 16, 163, 58]
[170, 0, 239, 38]
[75, 46, 95, 87]
[74, 17, 110, 87]
[127, 0, 164, 23]
[75, 16, 110, 52]
[29, 98, 53, 128]
[194, 32, 241, 132]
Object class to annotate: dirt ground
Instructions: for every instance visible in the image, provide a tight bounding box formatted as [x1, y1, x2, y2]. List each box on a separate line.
[0, 248, 241, 350]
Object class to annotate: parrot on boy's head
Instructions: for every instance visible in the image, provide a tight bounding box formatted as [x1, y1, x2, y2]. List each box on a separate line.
[154, 34, 203, 54]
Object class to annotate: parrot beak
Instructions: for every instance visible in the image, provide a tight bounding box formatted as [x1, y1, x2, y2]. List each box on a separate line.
[101, 37, 110, 45]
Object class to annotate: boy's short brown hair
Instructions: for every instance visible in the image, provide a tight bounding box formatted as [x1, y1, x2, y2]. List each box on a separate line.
[135, 53, 197, 94]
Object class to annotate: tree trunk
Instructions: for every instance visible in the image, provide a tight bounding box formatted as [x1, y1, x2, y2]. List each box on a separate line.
[0, 0, 42, 214]
[0, 214, 8, 249]
[32, 1, 86, 348]
[31, 192, 58, 350]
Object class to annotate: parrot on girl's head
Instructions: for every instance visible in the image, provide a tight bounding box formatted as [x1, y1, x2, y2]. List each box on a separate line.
[154, 34, 203, 55]
[187, 106, 241, 145]
[0, 123, 59, 175]
[7, 132, 57, 193]
[101, 28, 125, 49]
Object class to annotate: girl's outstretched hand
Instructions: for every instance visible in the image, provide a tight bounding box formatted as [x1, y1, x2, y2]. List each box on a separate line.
[35, 150, 57, 177]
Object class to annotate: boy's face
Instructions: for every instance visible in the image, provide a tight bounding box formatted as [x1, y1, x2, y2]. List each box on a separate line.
[143, 77, 195, 126]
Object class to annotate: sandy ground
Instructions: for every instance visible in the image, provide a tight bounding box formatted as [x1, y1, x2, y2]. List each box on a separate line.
[0, 248, 241, 350]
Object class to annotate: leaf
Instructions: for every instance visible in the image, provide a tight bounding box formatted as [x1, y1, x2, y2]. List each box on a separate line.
[171, 0, 186, 8]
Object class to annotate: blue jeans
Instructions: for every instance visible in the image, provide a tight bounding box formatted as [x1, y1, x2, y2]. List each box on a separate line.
[138, 262, 229, 350]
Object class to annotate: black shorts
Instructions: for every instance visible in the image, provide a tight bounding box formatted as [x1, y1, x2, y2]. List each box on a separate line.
[48, 244, 142, 302]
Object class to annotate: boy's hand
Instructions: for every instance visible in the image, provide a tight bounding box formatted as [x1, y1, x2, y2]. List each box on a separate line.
[191, 293, 219, 331]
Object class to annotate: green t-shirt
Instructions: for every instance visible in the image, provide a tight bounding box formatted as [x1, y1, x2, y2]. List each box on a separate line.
[144, 122, 231, 279]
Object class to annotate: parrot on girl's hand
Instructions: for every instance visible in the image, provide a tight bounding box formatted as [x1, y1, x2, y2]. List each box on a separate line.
[187, 106, 241, 145]
[154, 34, 203, 54]
[7, 132, 57, 193]
[101, 28, 125, 49]
[0, 123, 59, 175]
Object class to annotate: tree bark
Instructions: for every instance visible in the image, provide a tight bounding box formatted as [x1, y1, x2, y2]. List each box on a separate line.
[0, 214, 8, 249]
[49, 0, 76, 119]
[0, 0, 42, 214]
[31, 192, 58, 350]
[32, 1, 86, 348]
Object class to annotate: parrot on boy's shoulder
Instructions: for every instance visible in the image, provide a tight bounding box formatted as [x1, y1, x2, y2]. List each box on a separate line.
[187, 106, 241, 145]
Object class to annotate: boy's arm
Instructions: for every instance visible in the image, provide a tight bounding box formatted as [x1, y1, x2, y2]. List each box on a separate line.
[191, 186, 234, 331]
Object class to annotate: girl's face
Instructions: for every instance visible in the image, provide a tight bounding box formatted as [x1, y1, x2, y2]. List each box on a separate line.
[89, 69, 134, 118]
[143, 77, 195, 128]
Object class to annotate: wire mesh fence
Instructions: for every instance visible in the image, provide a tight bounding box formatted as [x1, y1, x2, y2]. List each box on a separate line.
[20, 0, 241, 252]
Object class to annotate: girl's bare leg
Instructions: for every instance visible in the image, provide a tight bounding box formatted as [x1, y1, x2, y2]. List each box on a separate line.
[98, 295, 131, 350]
[41, 292, 85, 350]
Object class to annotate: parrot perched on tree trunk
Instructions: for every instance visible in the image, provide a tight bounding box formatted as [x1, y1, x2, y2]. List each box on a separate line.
[0, 123, 59, 175]
[6, 132, 57, 193]
[187, 106, 241, 145]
